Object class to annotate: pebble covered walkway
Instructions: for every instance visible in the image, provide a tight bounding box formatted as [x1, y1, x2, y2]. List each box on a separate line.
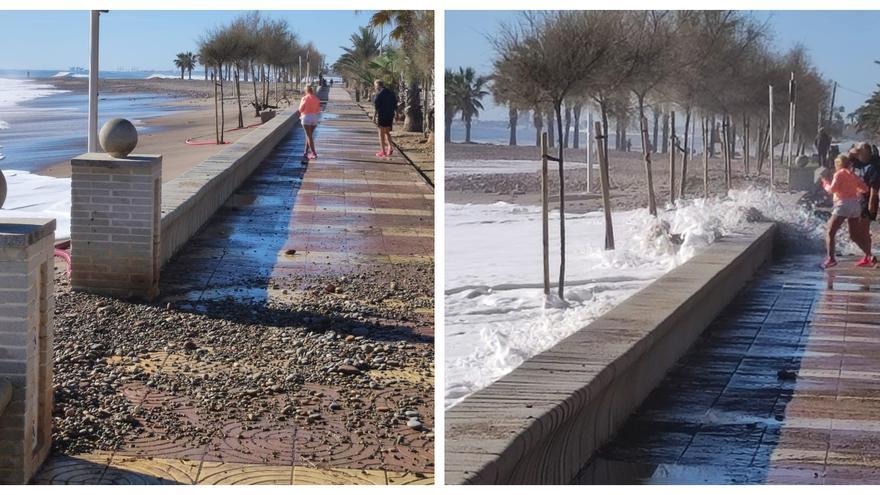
[35, 87, 434, 485]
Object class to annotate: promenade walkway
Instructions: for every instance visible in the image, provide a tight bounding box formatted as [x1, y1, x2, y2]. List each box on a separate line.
[575, 254, 880, 484]
[35, 87, 434, 485]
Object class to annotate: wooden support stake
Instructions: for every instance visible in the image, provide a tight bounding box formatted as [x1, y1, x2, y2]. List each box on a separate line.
[669, 111, 676, 204]
[703, 116, 709, 198]
[541, 132, 550, 295]
[595, 122, 614, 250]
[586, 112, 593, 193]
[769, 85, 775, 189]
[721, 115, 731, 193]
[640, 115, 657, 216]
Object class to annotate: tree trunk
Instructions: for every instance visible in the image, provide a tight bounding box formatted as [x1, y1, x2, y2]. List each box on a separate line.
[564, 105, 571, 148]
[465, 118, 472, 143]
[508, 107, 517, 146]
[445, 112, 453, 143]
[180, 67, 184, 80]
[555, 101, 566, 301]
[235, 69, 243, 129]
[599, 100, 610, 161]
[639, 101, 657, 216]
[652, 107, 660, 153]
[572, 105, 581, 149]
[213, 73, 219, 144]
[546, 110, 555, 146]
[251, 65, 261, 117]
[534, 110, 543, 148]
[218, 66, 225, 144]
[661, 111, 669, 154]
[404, 77, 423, 132]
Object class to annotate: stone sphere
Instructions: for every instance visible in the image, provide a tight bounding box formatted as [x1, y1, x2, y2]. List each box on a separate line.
[795, 155, 810, 168]
[99, 118, 138, 158]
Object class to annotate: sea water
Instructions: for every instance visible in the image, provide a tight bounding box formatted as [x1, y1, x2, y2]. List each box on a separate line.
[0, 74, 192, 172]
[445, 189, 841, 409]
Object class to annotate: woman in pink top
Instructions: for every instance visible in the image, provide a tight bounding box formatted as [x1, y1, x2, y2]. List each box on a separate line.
[820, 154, 873, 268]
[298, 85, 322, 162]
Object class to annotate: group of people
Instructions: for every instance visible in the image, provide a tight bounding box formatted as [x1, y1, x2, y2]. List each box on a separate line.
[821, 141, 880, 268]
[296, 79, 399, 163]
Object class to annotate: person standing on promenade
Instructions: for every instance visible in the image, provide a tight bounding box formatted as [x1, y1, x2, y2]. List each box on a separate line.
[816, 127, 832, 168]
[373, 79, 397, 158]
[299, 85, 322, 163]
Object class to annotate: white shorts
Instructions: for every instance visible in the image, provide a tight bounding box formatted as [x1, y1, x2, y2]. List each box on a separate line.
[833, 198, 862, 218]
[302, 113, 320, 126]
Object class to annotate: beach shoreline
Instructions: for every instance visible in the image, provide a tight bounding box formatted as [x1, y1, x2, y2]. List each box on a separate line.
[31, 77, 295, 182]
[445, 142, 800, 213]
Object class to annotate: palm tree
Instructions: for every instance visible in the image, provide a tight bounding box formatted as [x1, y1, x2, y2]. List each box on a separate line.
[173, 52, 188, 79]
[444, 69, 463, 142]
[454, 67, 489, 143]
[369, 10, 425, 132]
[333, 26, 382, 102]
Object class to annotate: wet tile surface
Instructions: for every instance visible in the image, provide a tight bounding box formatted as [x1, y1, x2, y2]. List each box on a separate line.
[160, 87, 433, 307]
[574, 254, 880, 484]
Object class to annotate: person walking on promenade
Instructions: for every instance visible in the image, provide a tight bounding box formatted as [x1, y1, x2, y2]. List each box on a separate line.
[849, 142, 880, 265]
[821, 154, 873, 268]
[816, 127, 832, 168]
[373, 79, 398, 158]
[299, 84, 322, 163]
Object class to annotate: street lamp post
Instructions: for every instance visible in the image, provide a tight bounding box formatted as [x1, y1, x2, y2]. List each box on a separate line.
[88, 10, 107, 153]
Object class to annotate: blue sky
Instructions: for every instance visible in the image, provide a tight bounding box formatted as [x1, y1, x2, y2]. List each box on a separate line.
[446, 10, 880, 120]
[0, 10, 376, 72]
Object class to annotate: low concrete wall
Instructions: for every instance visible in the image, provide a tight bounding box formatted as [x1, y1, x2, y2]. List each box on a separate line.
[446, 221, 778, 484]
[159, 110, 300, 267]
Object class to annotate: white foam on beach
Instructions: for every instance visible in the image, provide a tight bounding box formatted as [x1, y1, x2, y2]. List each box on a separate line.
[145, 73, 180, 80]
[0, 77, 69, 110]
[0, 170, 71, 240]
[445, 188, 836, 409]
[50, 71, 71, 78]
[0, 120, 9, 130]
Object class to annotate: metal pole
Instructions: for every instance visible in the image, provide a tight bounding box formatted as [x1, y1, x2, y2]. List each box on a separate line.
[298, 56, 302, 91]
[586, 111, 593, 193]
[769, 85, 774, 189]
[88, 10, 101, 153]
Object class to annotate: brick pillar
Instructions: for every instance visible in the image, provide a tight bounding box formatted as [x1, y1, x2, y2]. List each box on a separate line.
[70, 153, 161, 300]
[0, 218, 55, 484]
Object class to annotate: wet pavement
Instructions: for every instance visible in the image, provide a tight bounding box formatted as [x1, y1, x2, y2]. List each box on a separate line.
[35, 87, 434, 485]
[160, 86, 434, 308]
[574, 254, 880, 484]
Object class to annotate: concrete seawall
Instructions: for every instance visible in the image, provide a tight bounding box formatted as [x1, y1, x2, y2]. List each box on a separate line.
[446, 221, 778, 484]
[158, 109, 300, 267]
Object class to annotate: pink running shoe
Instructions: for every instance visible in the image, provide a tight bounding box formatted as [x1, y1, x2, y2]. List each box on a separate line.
[822, 257, 838, 269]
[308, 152, 317, 160]
[387, 147, 394, 156]
[857, 255, 877, 267]
[376, 151, 386, 158]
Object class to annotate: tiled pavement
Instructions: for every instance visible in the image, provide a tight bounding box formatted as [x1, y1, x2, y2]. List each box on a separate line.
[35, 88, 434, 485]
[159, 86, 433, 306]
[575, 254, 880, 484]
